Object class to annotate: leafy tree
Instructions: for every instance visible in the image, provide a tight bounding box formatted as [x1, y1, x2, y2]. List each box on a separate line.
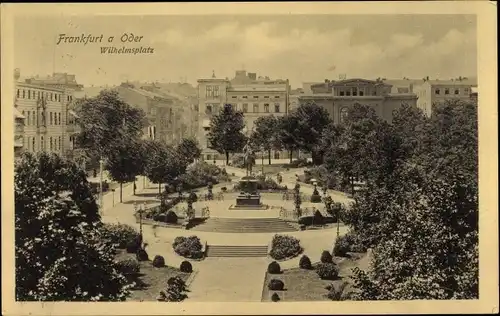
[276, 115, 301, 163]
[75, 90, 147, 160]
[207, 104, 246, 164]
[144, 140, 187, 195]
[292, 102, 332, 164]
[176, 137, 202, 164]
[106, 139, 146, 202]
[391, 103, 427, 161]
[15, 152, 131, 301]
[251, 115, 281, 164]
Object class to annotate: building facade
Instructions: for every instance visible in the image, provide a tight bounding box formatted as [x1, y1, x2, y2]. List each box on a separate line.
[299, 78, 418, 124]
[14, 80, 77, 159]
[412, 79, 477, 116]
[197, 70, 291, 161]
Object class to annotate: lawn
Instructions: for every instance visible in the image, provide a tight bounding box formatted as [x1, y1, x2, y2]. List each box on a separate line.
[115, 251, 191, 302]
[261, 253, 369, 302]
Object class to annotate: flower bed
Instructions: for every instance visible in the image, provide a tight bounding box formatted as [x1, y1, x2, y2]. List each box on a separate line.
[172, 236, 205, 260]
[269, 234, 303, 261]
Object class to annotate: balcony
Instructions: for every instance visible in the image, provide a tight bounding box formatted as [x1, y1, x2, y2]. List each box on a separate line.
[37, 125, 47, 134]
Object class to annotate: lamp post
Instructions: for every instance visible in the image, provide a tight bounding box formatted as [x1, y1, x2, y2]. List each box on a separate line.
[99, 158, 104, 214]
[111, 189, 116, 206]
[135, 202, 146, 239]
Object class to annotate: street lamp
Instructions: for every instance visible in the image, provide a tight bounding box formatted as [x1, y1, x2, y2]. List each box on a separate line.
[111, 189, 116, 206]
[135, 202, 146, 239]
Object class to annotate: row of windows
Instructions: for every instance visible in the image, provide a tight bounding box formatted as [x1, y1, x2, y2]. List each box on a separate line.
[16, 89, 73, 102]
[22, 110, 64, 126]
[205, 85, 220, 98]
[435, 87, 470, 95]
[205, 103, 281, 114]
[230, 95, 282, 99]
[23, 135, 63, 152]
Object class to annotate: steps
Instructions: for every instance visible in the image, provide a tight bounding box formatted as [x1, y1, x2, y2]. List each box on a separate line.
[206, 245, 269, 257]
[189, 217, 298, 233]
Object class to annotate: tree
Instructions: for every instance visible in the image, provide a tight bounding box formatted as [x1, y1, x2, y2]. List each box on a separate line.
[251, 115, 281, 164]
[15, 152, 131, 301]
[207, 104, 246, 164]
[144, 140, 187, 196]
[276, 115, 301, 163]
[106, 139, 146, 202]
[176, 137, 202, 164]
[391, 103, 427, 161]
[164, 276, 189, 302]
[75, 90, 147, 160]
[292, 103, 332, 165]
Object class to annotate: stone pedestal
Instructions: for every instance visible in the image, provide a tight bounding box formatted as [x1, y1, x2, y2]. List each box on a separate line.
[229, 176, 268, 210]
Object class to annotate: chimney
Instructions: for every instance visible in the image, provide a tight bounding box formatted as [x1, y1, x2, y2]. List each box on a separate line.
[14, 68, 20, 81]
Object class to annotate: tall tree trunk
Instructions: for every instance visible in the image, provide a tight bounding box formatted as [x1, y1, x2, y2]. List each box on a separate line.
[133, 179, 136, 195]
[268, 149, 272, 165]
[225, 151, 229, 165]
[120, 182, 123, 203]
[289, 149, 293, 163]
[159, 183, 161, 195]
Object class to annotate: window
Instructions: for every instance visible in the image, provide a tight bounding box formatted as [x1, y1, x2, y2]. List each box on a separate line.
[232, 96, 237, 99]
[58, 112, 61, 125]
[359, 90, 364, 96]
[206, 86, 213, 98]
[50, 112, 53, 125]
[340, 107, 349, 123]
[274, 96, 280, 99]
[17, 89, 20, 98]
[339, 91, 345, 96]
[264, 104, 270, 113]
[213, 104, 219, 113]
[33, 111, 36, 126]
[40, 136, 44, 150]
[455, 89, 459, 95]
[49, 137, 53, 151]
[206, 105, 212, 114]
[242, 103, 248, 113]
[372, 90, 377, 96]
[264, 96, 270, 99]
[58, 137, 61, 150]
[445, 88, 450, 95]
[26, 111, 29, 126]
[32, 137, 35, 151]
[346, 90, 351, 96]
[22, 90, 25, 98]
[28, 90, 31, 99]
[213, 86, 220, 97]
[242, 96, 248, 99]
[435, 89, 440, 95]
[274, 103, 280, 113]
[465, 87, 470, 94]
[352, 88, 358, 96]
[253, 96, 259, 99]
[253, 103, 259, 112]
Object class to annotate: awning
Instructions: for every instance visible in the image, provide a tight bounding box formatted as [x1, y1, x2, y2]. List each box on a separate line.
[202, 119, 211, 128]
[14, 107, 25, 119]
[69, 110, 80, 118]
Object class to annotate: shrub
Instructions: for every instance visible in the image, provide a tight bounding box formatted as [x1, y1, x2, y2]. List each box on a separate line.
[136, 248, 149, 261]
[152, 255, 165, 268]
[268, 279, 285, 291]
[172, 236, 204, 259]
[326, 282, 349, 301]
[333, 235, 350, 257]
[288, 158, 309, 168]
[101, 223, 140, 249]
[271, 292, 280, 302]
[126, 235, 143, 254]
[165, 276, 188, 302]
[320, 250, 333, 263]
[299, 255, 312, 270]
[316, 262, 339, 280]
[310, 194, 322, 203]
[114, 258, 140, 275]
[180, 260, 193, 273]
[269, 234, 302, 260]
[298, 216, 313, 226]
[267, 261, 281, 274]
[165, 210, 178, 224]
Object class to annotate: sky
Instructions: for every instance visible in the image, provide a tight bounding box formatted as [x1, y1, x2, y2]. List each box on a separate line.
[14, 14, 477, 89]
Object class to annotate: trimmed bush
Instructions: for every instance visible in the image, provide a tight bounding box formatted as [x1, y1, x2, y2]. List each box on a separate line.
[267, 261, 281, 274]
[320, 250, 333, 263]
[269, 234, 302, 260]
[299, 255, 312, 270]
[298, 216, 313, 226]
[313, 210, 325, 225]
[165, 210, 178, 224]
[125, 235, 143, 254]
[180, 260, 193, 273]
[316, 262, 339, 280]
[333, 235, 351, 257]
[152, 255, 165, 268]
[172, 236, 204, 259]
[101, 223, 140, 250]
[271, 292, 280, 302]
[310, 194, 322, 203]
[114, 258, 140, 275]
[268, 279, 285, 291]
[136, 248, 149, 261]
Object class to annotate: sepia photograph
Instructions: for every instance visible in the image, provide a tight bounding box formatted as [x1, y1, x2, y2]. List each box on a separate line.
[1, 2, 498, 315]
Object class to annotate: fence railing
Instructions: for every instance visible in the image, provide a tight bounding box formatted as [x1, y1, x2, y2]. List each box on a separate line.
[278, 206, 327, 221]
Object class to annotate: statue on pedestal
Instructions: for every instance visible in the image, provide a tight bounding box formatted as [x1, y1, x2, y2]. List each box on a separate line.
[242, 139, 255, 176]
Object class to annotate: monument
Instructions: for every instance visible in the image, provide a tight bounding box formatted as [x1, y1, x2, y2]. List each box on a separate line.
[229, 139, 268, 210]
